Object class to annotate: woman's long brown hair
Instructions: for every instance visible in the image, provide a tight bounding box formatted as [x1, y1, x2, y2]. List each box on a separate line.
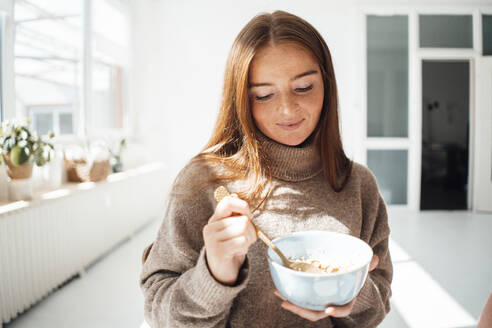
[190, 10, 352, 207]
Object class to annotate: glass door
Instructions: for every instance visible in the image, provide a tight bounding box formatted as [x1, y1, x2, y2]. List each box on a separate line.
[420, 60, 470, 210]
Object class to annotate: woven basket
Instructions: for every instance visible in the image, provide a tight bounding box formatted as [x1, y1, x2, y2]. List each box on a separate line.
[64, 156, 112, 182]
[3, 154, 34, 180]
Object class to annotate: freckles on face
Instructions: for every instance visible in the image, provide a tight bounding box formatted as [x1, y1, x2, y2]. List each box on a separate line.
[248, 43, 324, 146]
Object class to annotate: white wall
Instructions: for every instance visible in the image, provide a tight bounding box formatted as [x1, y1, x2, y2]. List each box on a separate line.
[0, 0, 12, 14]
[129, 0, 490, 181]
[129, 0, 361, 178]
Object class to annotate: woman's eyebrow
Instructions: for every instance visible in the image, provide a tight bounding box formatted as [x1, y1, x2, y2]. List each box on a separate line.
[249, 69, 318, 88]
[292, 69, 318, 81]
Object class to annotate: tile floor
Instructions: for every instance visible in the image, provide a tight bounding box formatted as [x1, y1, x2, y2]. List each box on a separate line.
[3, 218, 160, 328]
[4, 209, 492, 328]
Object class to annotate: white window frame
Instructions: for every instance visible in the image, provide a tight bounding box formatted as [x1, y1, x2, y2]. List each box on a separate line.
[358, 4, 492, 211]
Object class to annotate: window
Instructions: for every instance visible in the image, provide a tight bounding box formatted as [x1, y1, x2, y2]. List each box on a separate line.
[367, 150, 408, 205]
[366, 15, 409, 206]
[419, 15, 473, 48]
[28, 105, 73, 135]
[91, 0, 129, 132]
[367, 15, 409, 138]
[14, 0, 130, 137]
[14, 0, 82, 136]
[483, 14, 492, 56]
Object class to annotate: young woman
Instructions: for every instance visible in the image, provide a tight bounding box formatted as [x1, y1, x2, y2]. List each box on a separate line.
[140, 10, 392, 328]
[478, 292, 492, 328]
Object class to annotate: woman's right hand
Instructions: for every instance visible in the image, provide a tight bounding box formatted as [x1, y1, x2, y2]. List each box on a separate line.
[203, 194, 257, 285]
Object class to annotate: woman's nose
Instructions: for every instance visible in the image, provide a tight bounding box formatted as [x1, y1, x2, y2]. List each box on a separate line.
[278, 93, 298, 115]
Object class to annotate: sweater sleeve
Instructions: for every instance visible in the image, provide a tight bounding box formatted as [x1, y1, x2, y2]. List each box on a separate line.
[139, 162, 250, 327]
[333, 167, 393, 328]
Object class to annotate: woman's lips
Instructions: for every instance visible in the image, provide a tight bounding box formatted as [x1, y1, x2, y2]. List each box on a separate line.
[277, 119, 304, 131]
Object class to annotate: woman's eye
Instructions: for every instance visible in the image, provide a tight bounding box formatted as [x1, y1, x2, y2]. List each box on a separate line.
[255, 94, 273, 101]
[295, 85, 313, 92]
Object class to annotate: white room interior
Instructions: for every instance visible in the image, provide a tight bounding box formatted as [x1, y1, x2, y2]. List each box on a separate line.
[1, 0, 492, 327]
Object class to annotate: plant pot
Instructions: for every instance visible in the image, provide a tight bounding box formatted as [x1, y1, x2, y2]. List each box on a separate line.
[111, 161, 123, 173]
[7, 177, 33, 201]
[64, 156, 112, 182]
[2, 154, 34, 179]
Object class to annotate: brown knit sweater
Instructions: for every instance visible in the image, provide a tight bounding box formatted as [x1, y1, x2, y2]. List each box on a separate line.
[140, 133, 392, 328]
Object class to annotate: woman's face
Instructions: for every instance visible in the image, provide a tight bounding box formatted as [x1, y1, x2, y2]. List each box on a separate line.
[248, 42, 324, 146]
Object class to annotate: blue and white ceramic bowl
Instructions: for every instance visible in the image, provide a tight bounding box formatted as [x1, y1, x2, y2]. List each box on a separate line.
[267, 230, 373, 311]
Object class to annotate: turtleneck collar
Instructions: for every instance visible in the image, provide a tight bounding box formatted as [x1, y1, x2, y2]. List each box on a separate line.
[256, 129, 322, 182]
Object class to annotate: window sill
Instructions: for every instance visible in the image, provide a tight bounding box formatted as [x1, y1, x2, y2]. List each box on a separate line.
[0, 161, 166, 217]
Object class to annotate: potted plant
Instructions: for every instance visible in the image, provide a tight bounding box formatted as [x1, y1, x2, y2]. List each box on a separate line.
[63, 142, 112, 182]
[0, 119, 55, 200]
[108, 138, 126, 173]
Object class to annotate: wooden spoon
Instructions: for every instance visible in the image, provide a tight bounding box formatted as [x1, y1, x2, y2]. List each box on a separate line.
[214, 186, 324, 274]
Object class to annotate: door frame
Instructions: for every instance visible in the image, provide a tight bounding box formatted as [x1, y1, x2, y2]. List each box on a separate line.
[358, 4, 492, 211]
[473, 56, 492, 212]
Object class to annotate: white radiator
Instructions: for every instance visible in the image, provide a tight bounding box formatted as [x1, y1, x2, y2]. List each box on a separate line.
[0, 162, 170, 326]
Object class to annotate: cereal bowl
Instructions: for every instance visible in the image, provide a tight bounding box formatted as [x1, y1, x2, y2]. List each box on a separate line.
[267, 230, 373, 311]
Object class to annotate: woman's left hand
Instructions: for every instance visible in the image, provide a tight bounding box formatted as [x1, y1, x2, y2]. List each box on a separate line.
[273, 255, 379, 322]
